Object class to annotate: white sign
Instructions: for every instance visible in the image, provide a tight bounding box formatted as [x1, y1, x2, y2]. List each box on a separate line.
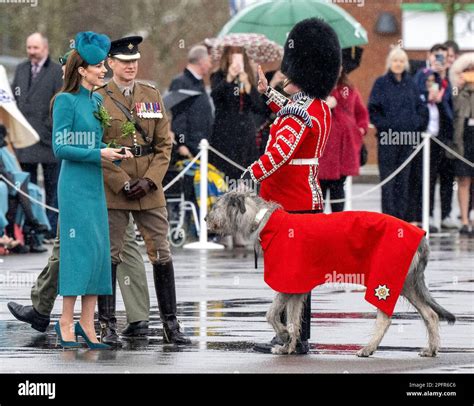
[403, 10, 474, 50]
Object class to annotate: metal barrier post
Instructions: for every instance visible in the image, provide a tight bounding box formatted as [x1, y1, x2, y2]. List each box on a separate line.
[184, 139, 224, 250]
[345, 176, 353, 211]
[422, 132, 431, 238]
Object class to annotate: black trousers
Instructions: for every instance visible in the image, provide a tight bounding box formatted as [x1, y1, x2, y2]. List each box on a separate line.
[282, 208, 323, 341]
[406, 151, 423, 223]
[183, 175, 198, 237]
[378, 145, 412, 221]
[320, 176, 347, 213]
[405, 140, 455, 223]
[5, 180, 36, 236]
[429, 141, 454, 219]
[21, 162, 59, 233]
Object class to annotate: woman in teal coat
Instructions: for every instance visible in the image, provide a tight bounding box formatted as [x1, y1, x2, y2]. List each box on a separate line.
[52, 32, 133, 349]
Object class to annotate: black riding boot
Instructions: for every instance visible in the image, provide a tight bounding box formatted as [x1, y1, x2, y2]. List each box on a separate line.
[153, 260, 191, 345]
[98, 263, 119, 345]
[300, 292, 311, 341]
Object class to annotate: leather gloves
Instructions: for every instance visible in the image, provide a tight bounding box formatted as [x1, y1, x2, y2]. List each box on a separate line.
[123, 178, 156, 200]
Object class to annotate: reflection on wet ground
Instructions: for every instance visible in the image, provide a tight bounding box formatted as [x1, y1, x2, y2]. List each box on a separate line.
[0, 233, 472, 373]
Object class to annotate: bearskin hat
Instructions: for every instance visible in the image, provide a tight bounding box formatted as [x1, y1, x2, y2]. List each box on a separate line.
[281, 18, 341, 100]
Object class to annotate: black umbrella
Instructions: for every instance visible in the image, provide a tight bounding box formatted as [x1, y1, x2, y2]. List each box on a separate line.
[342, 46, 364, 74]
[163, 89, 203, 110]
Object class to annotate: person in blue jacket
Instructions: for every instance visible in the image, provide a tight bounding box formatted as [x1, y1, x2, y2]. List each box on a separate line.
[51, 32, 133, 349]
[368, 47, 428, 221]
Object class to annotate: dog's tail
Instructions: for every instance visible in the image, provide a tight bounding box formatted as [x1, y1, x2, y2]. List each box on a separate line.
[413, 237, 456, 325]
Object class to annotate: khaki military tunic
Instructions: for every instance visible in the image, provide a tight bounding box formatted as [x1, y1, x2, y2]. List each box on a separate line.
[96, 80, 172, 210]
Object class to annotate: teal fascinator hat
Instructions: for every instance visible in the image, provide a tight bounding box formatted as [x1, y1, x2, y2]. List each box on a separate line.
[75, 31, 111, 65]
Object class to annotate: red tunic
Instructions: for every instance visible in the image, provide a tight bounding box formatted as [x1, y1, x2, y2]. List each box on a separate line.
[248, 88, 332, 211]
[259, 209, 426, 317]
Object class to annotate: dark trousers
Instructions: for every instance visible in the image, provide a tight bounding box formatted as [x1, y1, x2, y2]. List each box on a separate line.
[378, 145, 412, 221]
[183, 175, 198, 237]
[406, 151, 423, 223]
[283, 208, 323, 341]
[320, 176, 347, 213]
[405, 140, 455, 223]
[429, 141, 454, 219]
[21, 162, 59, 233]
[5, 180, 36, 235]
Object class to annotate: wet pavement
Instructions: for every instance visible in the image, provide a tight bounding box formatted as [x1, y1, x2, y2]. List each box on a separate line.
[0, 184, 473, 373]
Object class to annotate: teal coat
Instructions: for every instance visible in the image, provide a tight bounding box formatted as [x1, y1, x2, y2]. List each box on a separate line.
[52, 85, 112, 296]
[0, 182, 8, 233]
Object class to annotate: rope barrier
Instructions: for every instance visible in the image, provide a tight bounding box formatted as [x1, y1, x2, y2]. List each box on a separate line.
[0, 174, 59, 213]
[162, 152, 202, 192]
[1, 134, 472, 215]
[0, 153, 203, 213]
[327, 137, 428, 204]
[207, 145, 247, 172]
[430, 136, 474, 167]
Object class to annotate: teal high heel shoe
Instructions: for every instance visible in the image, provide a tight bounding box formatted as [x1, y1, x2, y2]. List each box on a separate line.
[54, 321, 81, 348]
[75, 322, 111, 350]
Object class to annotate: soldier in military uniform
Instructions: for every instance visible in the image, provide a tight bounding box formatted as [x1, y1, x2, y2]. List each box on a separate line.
[96, 36, 190, 345]
[242, 18, 341, 354]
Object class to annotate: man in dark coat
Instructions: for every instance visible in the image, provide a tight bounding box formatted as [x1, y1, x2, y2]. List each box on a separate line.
[168, 45, 214, 157]
[12, 33, 63, 238]
[168, 45, 214, 237]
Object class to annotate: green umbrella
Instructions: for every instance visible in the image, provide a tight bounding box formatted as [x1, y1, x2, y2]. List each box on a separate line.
[218, 0, 368, 49]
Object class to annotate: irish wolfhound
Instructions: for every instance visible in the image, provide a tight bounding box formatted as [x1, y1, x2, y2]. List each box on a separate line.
[205, 191, 456, 356]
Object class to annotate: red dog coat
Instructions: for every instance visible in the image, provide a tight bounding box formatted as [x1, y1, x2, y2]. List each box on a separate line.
[259, 210, 426, 317]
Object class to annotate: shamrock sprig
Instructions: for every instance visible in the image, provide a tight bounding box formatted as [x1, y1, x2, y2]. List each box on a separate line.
[94, 103, 112, 129]
[106, 139, 120, 148]
[121, 120, 136, 139]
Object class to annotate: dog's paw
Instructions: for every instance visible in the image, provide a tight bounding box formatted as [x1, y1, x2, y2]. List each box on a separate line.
[356, 347, 374, 357]
[287, 344, 297, 355]
[419, 348, 438, 357]
[271, 344, 289, 355]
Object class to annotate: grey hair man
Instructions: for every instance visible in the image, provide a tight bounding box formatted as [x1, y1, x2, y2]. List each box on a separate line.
[168, 44, 214, 159]
[167, 44, 214, 239]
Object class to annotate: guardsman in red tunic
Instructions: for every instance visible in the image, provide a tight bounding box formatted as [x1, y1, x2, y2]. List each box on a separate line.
[247, 86, 332, 211]
[242, 18, 341, 354]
